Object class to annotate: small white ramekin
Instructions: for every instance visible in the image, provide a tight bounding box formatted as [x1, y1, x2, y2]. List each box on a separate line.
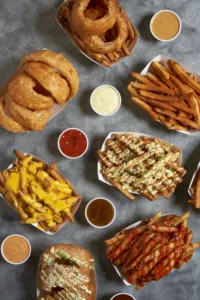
[90, 85, 121, 116]
[1, 234, 31, 265]
[110, 293, 136, 300]
[150, 10, 182, 42]
[58, 128, 89, 159]
[85, 197, 116, 229]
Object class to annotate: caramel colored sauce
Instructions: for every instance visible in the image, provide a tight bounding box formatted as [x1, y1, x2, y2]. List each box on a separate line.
[152, 11, 180, 40]
[3, 236, 30, 263]
[112, 295, 133, 300]
[87, 199, 114, 226]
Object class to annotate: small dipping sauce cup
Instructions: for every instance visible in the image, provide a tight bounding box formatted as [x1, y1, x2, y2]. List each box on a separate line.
[58, 128, 89, 159]
[111, 293, 136, 300]
[85, 197, 116, 228]
[90, 85, 121, 116]
[1, 234, 31, 265]
[150, 10, 181, 42]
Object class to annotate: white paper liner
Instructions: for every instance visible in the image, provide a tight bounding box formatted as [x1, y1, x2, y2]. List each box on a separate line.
[97, 132, 182, 194]
[140, 54, 200, 135]
[188, 161, 200, 197]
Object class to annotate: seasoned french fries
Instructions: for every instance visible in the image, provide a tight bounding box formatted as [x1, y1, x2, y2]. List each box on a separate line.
[128, 59, 200, 132]
[98, 133, 185, 201]
[0, 150, 82, 232]
[105, 211, 200, 290]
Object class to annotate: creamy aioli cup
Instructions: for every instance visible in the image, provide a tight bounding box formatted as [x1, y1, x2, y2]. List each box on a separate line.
[90, 85, 121, 116]
[150, 10, 182, 42]
[57, 128, 89, 159]
[1, 234, 31, 265]
[85, 197, 116, 229]
[110, 293, 136, 300]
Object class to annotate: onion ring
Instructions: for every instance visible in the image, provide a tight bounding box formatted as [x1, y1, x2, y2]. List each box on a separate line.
[84, 3, 107, 20]
[83, 8, 128, 54]
[21, 50, 79, 100]
[22, 62, 70, 104]
[71, 0, 118, 37]
[6, 95, 51, 131]
[0, 96, 28, 133]
[7, 73, 54, 111]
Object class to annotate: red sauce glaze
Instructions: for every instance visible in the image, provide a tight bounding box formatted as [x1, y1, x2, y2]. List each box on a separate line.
[112, 295, 133, 300]
[59, 129, 87, 157]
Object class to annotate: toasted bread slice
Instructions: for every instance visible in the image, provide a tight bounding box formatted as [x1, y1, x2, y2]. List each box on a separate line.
[39, 244, 96, 300]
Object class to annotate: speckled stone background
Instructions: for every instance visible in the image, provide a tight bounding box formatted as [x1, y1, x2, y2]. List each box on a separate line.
[0, 0, 200, 299]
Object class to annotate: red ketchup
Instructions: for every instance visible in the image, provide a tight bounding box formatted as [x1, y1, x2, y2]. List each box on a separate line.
[112, 295, 134, 300]
[59, 129, 87, 158]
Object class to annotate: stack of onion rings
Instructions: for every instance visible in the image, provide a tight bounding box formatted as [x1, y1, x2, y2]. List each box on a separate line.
[0, 49, 79, 133]
[57, 0, 138, 67]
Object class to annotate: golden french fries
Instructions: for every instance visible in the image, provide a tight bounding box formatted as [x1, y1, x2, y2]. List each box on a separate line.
[0, 150, 82, 232]
[128, 59, 200, 132]
[105, 211, 200, 290]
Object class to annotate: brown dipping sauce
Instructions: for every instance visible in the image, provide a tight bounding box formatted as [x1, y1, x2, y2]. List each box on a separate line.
[2, 235, 30, 263]
[112, 295, 134, 300]
[87, 199, 114, 227]
[152, 11, 180, 40]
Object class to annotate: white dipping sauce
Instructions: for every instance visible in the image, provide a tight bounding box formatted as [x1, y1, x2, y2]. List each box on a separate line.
[91, 86, 120, 115]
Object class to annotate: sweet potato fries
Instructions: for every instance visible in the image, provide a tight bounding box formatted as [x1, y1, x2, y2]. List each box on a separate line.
[128, 59, 200, 132]
[105, 211, 200, 290]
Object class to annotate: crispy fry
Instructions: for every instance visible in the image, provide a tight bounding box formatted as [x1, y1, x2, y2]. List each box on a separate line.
[131, 72, 154, 85]
[130, 81, 173, 94]
[105, 233, 125, 246]
[0, 171, 5, 187]
[151, 61, 180, 94]
[139, 90, 179, 102]
[128, 86, 177, 112]
[0, 185, 5, 195]
[146, 72, 175, 93]
[51, 162, 57, 170]
[47, 167, 66, 183]
[168, 59, 200, 94]
[13, 149, 27, 160]
[131, 97, 158, 121]
[148, 225, 178, 232]
[154, 108, 198, 129]
[186, 94, 200, 130]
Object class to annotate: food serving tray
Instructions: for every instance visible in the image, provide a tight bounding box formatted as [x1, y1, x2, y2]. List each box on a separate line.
[56, 0, 139, 68]
[36, 246, 97, 299]
[188, 161, 200, 196]
[111, 213, 174, 286]
[0, 49, 71, 123]
[141, 54, 200, 135]
[0, 153, 82, 235]
[97, 132, 182, 194]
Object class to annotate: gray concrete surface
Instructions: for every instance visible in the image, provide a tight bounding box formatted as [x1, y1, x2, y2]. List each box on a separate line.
[0, 0, 200, 299]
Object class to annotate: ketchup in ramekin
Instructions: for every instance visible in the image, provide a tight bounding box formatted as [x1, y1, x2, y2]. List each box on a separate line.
[58, 128, 88, 159]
